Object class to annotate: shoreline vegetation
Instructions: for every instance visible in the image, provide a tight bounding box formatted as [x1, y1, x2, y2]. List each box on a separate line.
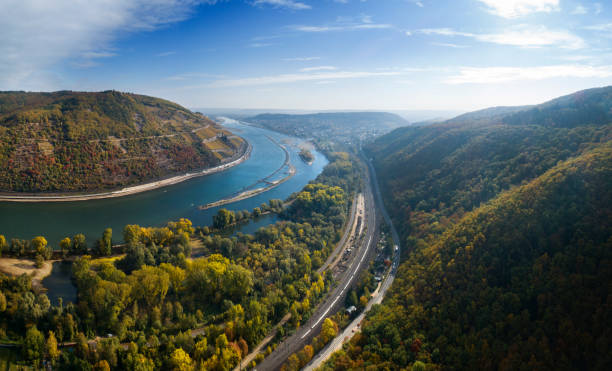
[0, 148, 359, 370]
[0, 141, 251, 203]
[299, 148, 315, 165]
[0, 258, 57, 292]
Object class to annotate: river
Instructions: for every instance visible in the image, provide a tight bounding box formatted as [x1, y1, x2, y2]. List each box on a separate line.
[0, 120, 327, 246]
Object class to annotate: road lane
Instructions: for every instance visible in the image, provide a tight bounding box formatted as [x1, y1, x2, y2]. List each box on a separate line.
[255, 163, 378, 371]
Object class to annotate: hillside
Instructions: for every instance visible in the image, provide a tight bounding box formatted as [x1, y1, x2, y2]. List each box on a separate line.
[245, 112, 409, 144]
[322, 86, 612, 370]
[0, 91, 245, 193]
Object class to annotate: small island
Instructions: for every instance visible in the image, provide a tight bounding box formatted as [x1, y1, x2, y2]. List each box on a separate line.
[299, 148, 315, 164]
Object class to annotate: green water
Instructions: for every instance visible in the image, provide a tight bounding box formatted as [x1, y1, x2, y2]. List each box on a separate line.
[0, 120, 327, 247]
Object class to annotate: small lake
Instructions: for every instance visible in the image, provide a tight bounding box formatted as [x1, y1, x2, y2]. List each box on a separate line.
[42, 261, 77, 306]
[0, 120, 327, 247]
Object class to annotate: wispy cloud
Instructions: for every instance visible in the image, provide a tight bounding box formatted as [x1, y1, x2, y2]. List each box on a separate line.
[293, 23, 392, 32]
[476, 0, 559, 18]
[207, 70, 401, 87]
[249, 42, 274, 48]
[157, 51, 176, 57]
[594, 3, 603, 14]
[0, 0, 217, 89]
[283, 56, 321, 61]
[431, 42, 469, 48]
[292, 16, 392, 33]
[166, 72, 224, 81]
[300, 66, 337, 72]
[253, 0, 311, 10]
[416, 25, 585, 49]
[571, 5, 588, 15]
[446, 64, 612, 84]
[584, 23, 612, 32]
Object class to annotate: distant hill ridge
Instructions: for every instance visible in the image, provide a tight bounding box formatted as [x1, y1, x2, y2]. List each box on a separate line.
[0, 91, 244, 193]
[245, 111, 409, 142]
[442, 85, 612, 128]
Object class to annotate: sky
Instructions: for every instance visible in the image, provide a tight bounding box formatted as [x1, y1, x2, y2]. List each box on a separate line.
[1, 0, 611, 111]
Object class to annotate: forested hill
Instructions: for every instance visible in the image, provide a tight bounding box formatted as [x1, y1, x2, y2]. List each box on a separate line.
[0, 91, 244, 192]
[245, 112, 409, 142]
[322, 86, 612, 370]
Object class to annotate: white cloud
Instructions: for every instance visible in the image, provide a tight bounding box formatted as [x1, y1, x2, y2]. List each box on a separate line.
[300, 66, 337, 72]
[253, 0, 311, 10]
[293, 23, 392, 32]
[207, 70, 401, 87]
[283, 56, 321, 61]
[476, 0, 559, 18]
[585, 23, 612, 32]
[0, 0, 215, 89]
[571, 5, 587, 14]
[431, 42, 469, 48]
[419, 28, 472, 37]
[416, 25, 585, 49]
[445, 64, 612, 84]
[594, 3, 603, 14]
[249, 42, 274, 48]
[477, 25, 585, 49]
[166, 72, 223, 81]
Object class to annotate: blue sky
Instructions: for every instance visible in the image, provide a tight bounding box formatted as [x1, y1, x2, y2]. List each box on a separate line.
[1, 0, 611, 111]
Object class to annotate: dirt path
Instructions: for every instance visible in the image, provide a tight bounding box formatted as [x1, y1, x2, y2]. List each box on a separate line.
[0, 258, 56, 291]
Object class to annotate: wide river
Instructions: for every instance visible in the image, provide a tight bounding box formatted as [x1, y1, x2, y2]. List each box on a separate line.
[0, 120, 327, 246]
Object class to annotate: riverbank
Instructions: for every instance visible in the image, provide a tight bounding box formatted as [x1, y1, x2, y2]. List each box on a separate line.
[199, 164, 295, 210]
[0, 258, 56, 291]
[0, 141, 251, 203]
[198, 134, 294, 210]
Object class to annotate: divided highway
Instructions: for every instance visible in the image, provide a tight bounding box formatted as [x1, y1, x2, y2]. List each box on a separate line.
[255, 161, 378, 371]
[302, 153, 402, 370]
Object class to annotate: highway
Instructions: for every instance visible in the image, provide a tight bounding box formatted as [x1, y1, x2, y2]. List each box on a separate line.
[302, 153, 402, 371]
[232, 192, 360, 371]
[255, 161, 378, 371]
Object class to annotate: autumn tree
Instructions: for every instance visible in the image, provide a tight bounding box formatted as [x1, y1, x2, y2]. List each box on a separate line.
[46, 331, 60, 364]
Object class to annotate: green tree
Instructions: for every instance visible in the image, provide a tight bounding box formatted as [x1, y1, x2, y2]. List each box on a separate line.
[94, 360, 111, 371]
[59, 237, 72, 256]
[0, 234, 6, 256]
[97, 228, 112, 256]
[0, 292, 6, 312]
[72, 233, 87, 254]
[23, 325, 44, 364]
[213, 208, 235, 229]
[31, 236, 50, 259]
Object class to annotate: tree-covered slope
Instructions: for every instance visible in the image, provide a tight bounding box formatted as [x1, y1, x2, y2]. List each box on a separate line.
[322, 86, 612, 370]
[328, 143, 612, 370]
[0, 91, 245, 192]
